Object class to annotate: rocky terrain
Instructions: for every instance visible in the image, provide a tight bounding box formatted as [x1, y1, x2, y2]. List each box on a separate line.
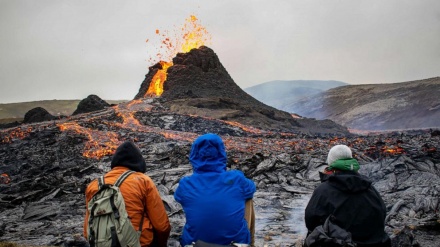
[280, 77, 440, 131]
[0, 46, 439, 247]
[0, 99, 439, 247]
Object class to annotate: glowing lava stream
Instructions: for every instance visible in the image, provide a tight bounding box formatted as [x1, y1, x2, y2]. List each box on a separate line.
[56, 99, 196, 159]
[56, 100, 154, 159]
[0, 127, 33, 144]
[115, 100, 198, 142]
[113, 99, 152, 128]
[0, 173, 11, 184]
[58, 122, 120, 159]
[145, 61, 173, 97]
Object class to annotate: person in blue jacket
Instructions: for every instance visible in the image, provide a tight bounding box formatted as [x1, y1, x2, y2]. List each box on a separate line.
[174, 133, 256, 246]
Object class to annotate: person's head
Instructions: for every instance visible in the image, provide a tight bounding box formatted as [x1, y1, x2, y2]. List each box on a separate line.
[111, 141, 147, 173]
[189, 133, 227, 173]
[326, 144, 359, 172]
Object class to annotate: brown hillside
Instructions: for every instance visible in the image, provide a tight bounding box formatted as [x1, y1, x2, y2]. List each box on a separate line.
[286, 77, 440, 130]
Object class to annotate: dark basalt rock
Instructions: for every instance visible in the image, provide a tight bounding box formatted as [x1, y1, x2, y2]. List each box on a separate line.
[0, 121, 21, 129]
[23, 107, 55, 123]
[391, 226, 420, 247]
[0, 100, 439, 246]
[431, 129, 440, 137]
[72, 95, 110, 115]
[163, 46, 248, 101]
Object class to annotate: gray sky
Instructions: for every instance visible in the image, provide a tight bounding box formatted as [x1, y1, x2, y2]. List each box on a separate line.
[1, 0, 439, 103]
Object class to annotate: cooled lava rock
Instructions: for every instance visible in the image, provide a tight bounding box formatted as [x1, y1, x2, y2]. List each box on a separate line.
[72, 95, 110, 115]
[0, 121, 21, 129]
[23, 107, 55, 123]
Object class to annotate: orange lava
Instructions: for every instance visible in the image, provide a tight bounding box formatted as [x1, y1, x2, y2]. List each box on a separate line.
[0, 173, 10, 184]
[145, 61, 173, 97]
[1, 127, 33, 144]
[58, 122, 120, 159]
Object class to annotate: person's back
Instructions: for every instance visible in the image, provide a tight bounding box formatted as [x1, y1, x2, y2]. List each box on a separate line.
[304, 145, 390, 247]
[174, 133, 256, 246]
[84, 141, 171, 247]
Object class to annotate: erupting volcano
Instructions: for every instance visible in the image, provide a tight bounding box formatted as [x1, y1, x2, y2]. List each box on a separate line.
[142, 15, 211, 98]
[135, 17, 347, 134]
[138, 45, 348, 134]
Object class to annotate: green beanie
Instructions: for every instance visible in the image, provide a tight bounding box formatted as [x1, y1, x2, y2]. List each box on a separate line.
[329, 158, 360, 172]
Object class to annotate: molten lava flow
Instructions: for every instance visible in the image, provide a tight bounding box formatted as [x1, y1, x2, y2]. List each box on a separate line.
[0, 173, 10, 184]
[145, 61, 173, 97]
[58, 122, 120, 159]
[57, 100, 155, 159]
[223, 121, 263, 134]
[382, 146, 405, 155]
[145, 15, 211, 97]
[161, 131, 196, 142]
[113, 100, 146, 127]
[328, 137, 347, 145]
[0, 127, 33, 144]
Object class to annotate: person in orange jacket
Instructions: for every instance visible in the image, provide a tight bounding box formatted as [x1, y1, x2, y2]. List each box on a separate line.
[83, 141, 171, 247]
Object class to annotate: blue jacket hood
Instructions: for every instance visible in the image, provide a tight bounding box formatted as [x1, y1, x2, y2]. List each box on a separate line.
[189, 133, 227, 173]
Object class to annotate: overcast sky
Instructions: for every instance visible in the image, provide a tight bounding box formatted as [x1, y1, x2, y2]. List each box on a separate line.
[1, 0, 439, 103]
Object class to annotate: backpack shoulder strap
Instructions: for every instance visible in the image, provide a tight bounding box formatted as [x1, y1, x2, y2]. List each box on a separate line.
[98, 176, 104, 189]
[114, 170, 135, 187]
[113, 170, 145, 232]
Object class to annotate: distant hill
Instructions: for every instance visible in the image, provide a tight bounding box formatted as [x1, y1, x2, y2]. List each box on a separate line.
[0, 99, 127, 123]
[284, 77, 440, 131]
[244, 80, 348, 110]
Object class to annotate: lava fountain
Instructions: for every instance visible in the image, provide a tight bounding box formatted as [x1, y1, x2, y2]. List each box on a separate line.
[144, 15, 211, 97]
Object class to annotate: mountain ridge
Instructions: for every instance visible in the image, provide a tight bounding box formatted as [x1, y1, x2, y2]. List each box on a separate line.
[284, 77, 440, 130]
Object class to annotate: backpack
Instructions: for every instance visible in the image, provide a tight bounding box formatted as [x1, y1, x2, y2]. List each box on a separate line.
[87, 170, 143, 247]
[304, 215, 357, 247]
